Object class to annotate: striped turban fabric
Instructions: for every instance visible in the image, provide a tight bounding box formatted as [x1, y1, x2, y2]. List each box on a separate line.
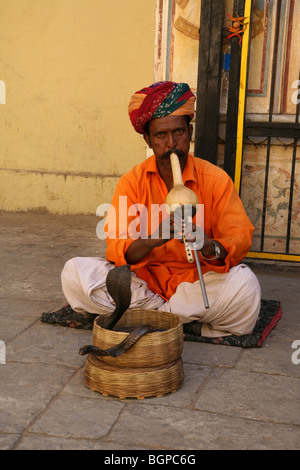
[128, 81, 196, 134]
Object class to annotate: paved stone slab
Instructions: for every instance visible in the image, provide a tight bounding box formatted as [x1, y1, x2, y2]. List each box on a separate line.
[0, 434, 20, 450]
[29, 395, 124, 439]
[109, 403, 299, 450]
[8, 323, 92, 368]
[194, 368, 300, 425]
[182, 340, 241, 367]
[14, 434, 145, 450]
[254, 269, 300, 309]
[0, 362, 75, 434]
[269, 315, 300, 343]
[0, 298, 55, 318]
[237, 339, 300, 377]
[0, 298, 56, 343]
[0, 275, 63, 303]
[0, 314, 38, 343]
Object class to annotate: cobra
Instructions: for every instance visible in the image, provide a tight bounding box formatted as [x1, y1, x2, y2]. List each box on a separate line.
[79, 264, 161, 357]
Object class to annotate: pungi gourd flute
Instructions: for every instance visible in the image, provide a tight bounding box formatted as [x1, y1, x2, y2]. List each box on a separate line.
[165, 152, 209, 309]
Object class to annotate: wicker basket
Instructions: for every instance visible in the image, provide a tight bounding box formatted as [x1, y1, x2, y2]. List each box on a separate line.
[83, 309, 184, 399]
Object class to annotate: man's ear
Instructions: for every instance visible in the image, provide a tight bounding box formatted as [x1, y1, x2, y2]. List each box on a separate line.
[189, 124, 193, 141]
[143, 133, 152, 148]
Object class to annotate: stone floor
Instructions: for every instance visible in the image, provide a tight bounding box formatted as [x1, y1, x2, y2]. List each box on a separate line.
[0, 212, 299, 450]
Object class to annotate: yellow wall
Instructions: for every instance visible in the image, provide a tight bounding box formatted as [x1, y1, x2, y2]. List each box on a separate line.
[0, 0, 156, 214]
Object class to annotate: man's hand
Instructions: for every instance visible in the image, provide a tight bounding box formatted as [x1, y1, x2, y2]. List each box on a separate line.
[125, 214, 175, 265]
[184, 228, 227, 261]
[178, 215, 227, 261]
[125, 212, 227, 265]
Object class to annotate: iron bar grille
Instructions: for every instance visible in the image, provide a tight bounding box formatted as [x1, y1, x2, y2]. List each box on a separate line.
[241, 0, 300, 260]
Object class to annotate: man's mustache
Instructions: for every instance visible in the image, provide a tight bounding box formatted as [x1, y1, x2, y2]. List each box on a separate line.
[161, 149, 186, 160]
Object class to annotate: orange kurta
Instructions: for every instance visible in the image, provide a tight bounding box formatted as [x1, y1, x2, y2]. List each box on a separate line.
[105, 154, 254, 300]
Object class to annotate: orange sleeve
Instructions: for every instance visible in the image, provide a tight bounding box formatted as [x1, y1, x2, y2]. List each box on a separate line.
[105, 173, 158, 269]
[202, 172, 254, 272]
[104, 175, 136, 266]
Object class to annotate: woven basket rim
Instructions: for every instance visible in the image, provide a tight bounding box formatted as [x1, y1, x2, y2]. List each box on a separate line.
[94, 308, 182, 330]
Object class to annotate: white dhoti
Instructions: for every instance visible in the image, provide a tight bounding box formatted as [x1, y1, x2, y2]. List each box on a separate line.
[61, 257, 261, 338]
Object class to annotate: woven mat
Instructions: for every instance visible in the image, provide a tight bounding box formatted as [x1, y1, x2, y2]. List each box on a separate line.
[184, 299, 282, 348]
[41, 304, 96, 330]
[41, 299, 282, 348]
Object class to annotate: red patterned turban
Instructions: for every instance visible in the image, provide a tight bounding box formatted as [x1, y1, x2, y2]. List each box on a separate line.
[128, 81, 196, 134]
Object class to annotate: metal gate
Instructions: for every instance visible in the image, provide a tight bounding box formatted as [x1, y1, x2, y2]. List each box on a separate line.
[195, 0, 300, 263]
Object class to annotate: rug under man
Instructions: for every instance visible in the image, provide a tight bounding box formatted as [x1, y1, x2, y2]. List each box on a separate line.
[41, 299, 282, 348]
